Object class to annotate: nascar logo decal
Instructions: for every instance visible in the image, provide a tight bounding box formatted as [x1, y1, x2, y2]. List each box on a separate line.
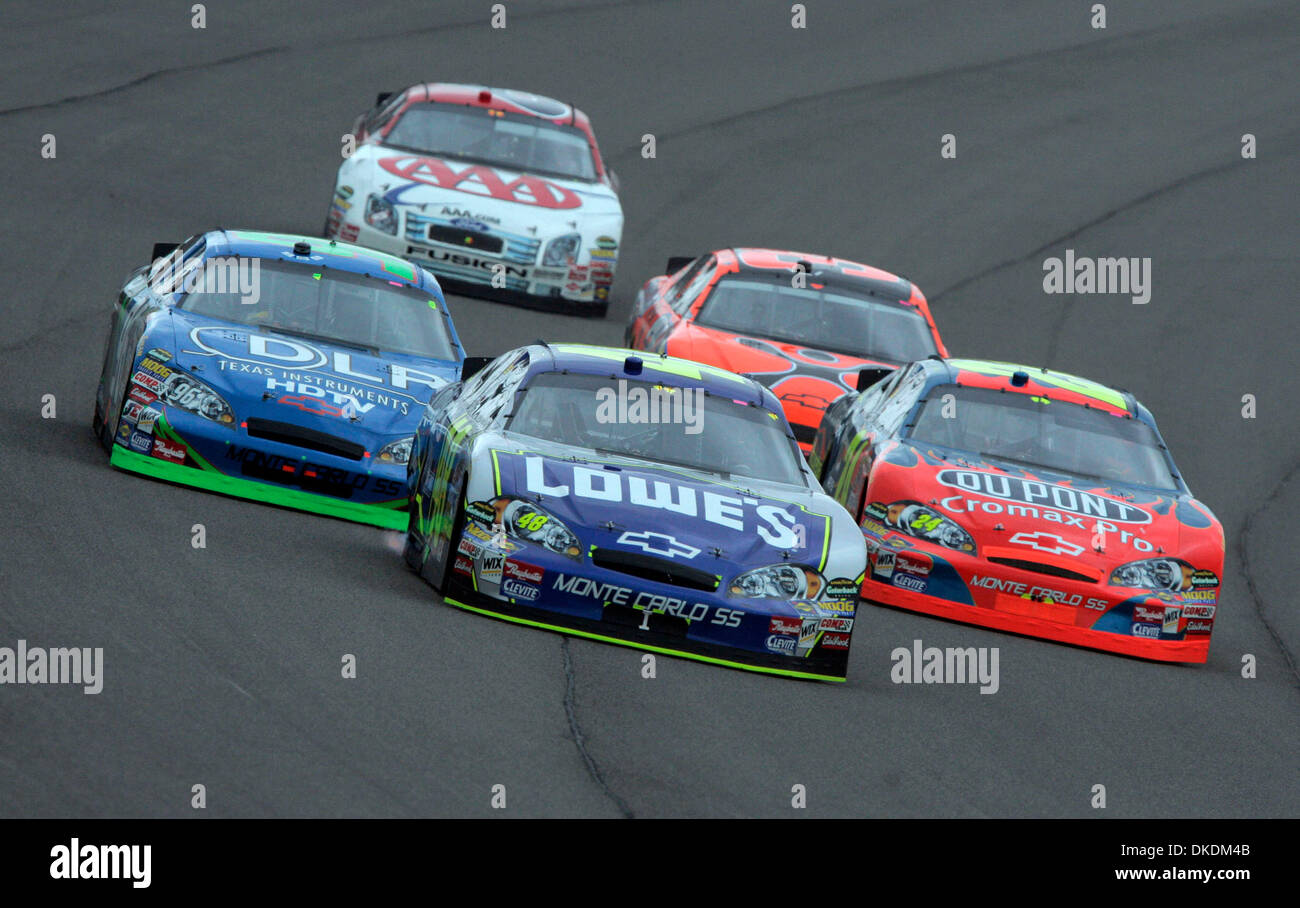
[379, 156, 581, 210]
[936, 469, 1151, 524]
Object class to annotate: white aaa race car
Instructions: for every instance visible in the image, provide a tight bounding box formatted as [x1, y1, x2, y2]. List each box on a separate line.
[326, 83, 624, 315]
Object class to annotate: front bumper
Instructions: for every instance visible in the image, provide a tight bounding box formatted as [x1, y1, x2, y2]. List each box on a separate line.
[860, 535, 1214, 663]
[443, 524, 856, 682]
[110, 410, 408, 530]
[339, 220, 613, 308]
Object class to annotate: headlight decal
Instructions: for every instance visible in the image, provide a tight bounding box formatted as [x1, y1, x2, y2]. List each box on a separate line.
[1109, 558, 1218, 593]
[869, 500, 975, 553]
[542, 233, 582, 267]
[729, 564, 825, 600]
[158, 371, 235, 426]
[377, 436, 413, 465]
[471, 496, 581, 558]
[365, 194, 399, 235]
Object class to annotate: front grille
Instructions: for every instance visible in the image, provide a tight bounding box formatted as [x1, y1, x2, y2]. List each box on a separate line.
[238, 459, 358, 499]
[244, 418, 365, 460]
[404, 213, 541, 265]
[426, 224, 504, 254]
[987, 557, 1097, 583]
[591, 549, 720, 592]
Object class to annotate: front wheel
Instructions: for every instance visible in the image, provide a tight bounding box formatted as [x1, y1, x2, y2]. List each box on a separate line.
[410, 481, 466, 594]
[428, 484, 467, 594]
[402, 501, 425, 572]
[92, 379, 121, 453]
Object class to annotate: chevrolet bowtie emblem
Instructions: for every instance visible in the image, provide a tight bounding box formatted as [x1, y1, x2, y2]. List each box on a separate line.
[616, 531, 700, 559]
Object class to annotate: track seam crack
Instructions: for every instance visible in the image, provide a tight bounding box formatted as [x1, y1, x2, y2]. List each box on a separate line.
[0, 46, 287, 117]
[561, 638, 634, 818]
[1238, 459, 1300, 689]
[930, 158, 1242, 308]
[0, 0, 670, 119]
[603, 19, 1187, 166]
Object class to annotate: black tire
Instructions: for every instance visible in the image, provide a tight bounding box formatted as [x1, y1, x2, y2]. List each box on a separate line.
[416, 481, 466, 594]
[855, 476, 872, 523]
[402, 501, 425, 572]
[93, 380, 120, 453]
[402, 456, 425, 571]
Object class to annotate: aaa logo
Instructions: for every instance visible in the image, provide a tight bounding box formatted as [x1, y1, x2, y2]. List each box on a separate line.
[379, 156, 581, 209]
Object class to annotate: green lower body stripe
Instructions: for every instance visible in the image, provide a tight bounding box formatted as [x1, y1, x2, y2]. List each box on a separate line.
[443, 596, 846, 682]
[110, 445, 408, 530]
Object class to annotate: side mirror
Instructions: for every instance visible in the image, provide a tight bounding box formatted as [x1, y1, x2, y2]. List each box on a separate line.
[665, 256, 694, 275]
[460, 356, 492, 382]
[152, 243, 179, 262]
[855, 366, 894, 391]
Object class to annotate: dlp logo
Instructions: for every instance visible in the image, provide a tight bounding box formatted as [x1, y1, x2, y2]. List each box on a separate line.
[187, 326, 443, 392]
[1043, 249, 1151, 304]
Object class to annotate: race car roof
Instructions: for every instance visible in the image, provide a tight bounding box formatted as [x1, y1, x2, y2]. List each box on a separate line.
[406, 83, 590, 129]
[524, 342, 782, 410]
[201, 229, 441, 295]
[723, 247, 916, 305]
[933, 357, 1140, 418]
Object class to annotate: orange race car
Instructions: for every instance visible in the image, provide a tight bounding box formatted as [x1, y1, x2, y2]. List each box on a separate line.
[625, 248, 946, 451]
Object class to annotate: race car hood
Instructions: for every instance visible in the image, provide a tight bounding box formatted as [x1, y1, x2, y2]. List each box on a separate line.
[869, 440, 1224, 579]
[347, 145, 623, 231]
[680, 325, 890, 417]
[480, 437, 862, 579]
[160, 310, 458, 441]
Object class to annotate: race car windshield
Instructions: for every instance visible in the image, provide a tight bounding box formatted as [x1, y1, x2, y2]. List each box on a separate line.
[694, 277, 938, 363]
[178, 261, 456, 360]
[384, 104, 598, 182]
[506, 372, 806, 486]
[908, 385, 1180, 490]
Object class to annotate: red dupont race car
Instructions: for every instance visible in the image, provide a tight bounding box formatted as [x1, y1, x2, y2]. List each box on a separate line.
[809, 357, 1224, 663]
[624, 248, 946, 451]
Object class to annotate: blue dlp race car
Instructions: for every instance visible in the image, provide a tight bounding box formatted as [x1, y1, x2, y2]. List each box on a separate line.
[403, 343, 867, 680]
[93, 229, 465, 528]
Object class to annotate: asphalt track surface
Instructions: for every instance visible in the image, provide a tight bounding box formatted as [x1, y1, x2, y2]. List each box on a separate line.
[1, 0, 1297, 818]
